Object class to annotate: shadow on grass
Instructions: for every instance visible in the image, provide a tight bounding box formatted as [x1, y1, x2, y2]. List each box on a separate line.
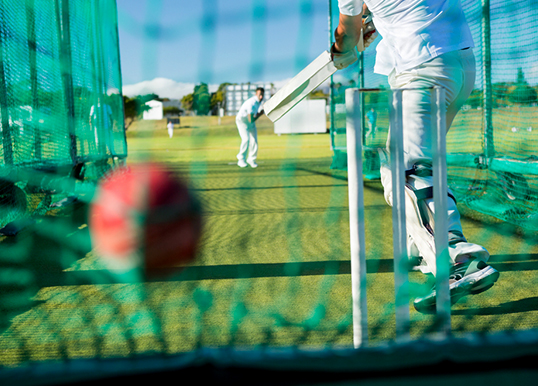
[51, 253, 538, 286]
[452, 296, 538, 315]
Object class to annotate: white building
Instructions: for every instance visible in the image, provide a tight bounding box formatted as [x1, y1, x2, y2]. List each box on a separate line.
[225, 83, 273, 116]
[143, 100, 163, 120]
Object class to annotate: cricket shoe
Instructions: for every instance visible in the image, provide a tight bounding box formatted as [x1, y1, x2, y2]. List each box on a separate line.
[413, 259, 499, 314]
[237, 160, 248, 168]
[247, 160, 258, 168]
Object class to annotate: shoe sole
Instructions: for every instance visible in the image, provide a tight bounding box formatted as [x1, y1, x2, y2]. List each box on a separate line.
[414, 266, 499, 313]
[469, 266, 500, 294]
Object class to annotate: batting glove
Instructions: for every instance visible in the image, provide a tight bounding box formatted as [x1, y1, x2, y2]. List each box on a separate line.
[331, 43, 358, 70]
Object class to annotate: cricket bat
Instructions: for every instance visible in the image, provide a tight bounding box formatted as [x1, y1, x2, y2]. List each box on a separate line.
[264, 50, 337, 123]
[264, 15, 374, 123]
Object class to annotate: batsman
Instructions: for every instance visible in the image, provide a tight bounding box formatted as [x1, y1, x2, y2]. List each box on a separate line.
[332, 0, 499, 312]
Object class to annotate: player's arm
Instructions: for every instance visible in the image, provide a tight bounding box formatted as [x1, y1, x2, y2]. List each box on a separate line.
[334, 11, 364, 54]
[332, 3, 377, 69]
[248, 106, 264, 123]
[253, 109, 264, 122]
[248, 112, 261, 123]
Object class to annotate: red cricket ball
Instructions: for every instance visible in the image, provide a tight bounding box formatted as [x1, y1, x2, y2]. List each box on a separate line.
[89, 163, 202, 279]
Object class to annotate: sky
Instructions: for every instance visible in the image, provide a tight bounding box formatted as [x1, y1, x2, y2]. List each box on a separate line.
[116, 0, 338, 99]
[116, 0, 538, 100]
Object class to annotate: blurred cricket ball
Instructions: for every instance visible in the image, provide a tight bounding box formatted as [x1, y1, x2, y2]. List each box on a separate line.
[89, 163, 202, 279]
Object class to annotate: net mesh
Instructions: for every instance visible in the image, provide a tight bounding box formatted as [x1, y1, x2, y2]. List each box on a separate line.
[330, 0, 538, 230]
[1, 0, 538, 384]
[0, 0, 125, 229]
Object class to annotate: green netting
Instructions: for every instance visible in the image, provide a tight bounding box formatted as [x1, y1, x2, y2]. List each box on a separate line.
[329, 0, 538, 230]
[1, 1, 538, 385]
[0, 0, 126, 230]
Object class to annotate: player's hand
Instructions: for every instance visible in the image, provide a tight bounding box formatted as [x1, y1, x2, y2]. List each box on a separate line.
[331, 43, 357, 70]
[363, 29, 378, 49]
[362, 14, 378, 49]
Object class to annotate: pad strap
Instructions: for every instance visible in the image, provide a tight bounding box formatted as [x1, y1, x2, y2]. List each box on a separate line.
[412, 186, 457, 205]
[405, 161, 433, 178]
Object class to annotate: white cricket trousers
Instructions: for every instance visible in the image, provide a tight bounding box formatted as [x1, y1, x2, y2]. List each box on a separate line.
[379, 48, 489, 274]
[236, 118, 258, 163]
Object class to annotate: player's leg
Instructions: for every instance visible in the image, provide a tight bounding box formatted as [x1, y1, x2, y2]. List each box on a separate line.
[380, 160, 485, 272]
[383, 49, 498, 311]
[247, 125, 258, 168]
[106, 123, 116, 156]
[236, 119, 249, 167]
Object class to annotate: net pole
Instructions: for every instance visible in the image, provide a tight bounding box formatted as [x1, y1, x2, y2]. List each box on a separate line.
[358, 54, 365, 145]
[93, 0, 108, 157]
[56, 0, 78, 165]
[345, 88, 368, 348]
[432, 86, 451, 334]
[328, 0, 335, 150]
[110, 0, 127, 152]
[26, 0, 42, 161]
[0, 5, 13, 165]
[481, 0, 494, 159]
[389, 89, 410, 341]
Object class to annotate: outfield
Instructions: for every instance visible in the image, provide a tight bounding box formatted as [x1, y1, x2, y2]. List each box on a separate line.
[1, 114, 538, 367]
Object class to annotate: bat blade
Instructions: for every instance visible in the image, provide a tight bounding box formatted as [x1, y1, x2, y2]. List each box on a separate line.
[264, 51, 337, 123]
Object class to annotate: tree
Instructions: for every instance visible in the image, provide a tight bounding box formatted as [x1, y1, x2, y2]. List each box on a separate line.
[193, 83, 210, 115]
[122, 94, 157, 129]
[467, 89, 483, 109]
[181, 93, 194, 113]
[509, 84, 537, 105]
[163, 106, 181, 116]
[310, 88, 328, 100]
[508, 68, 537, 105]
[209, 82, 232, 114]
[516, 67, 526, 85]
[210, 90, 225, 114]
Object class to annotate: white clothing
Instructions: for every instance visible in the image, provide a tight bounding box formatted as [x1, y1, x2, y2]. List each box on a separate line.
[90, 102, 115, 154]
[337, 0, 488, 273]
[236, 118, 258, 163]
[389, 48, 476, 170]
[236, 96, 262, 122]
[379, 48, 489, 274]
[236, 96, 262, 163]
[337, 0, 474, 75]
[167, 121, 174, 138]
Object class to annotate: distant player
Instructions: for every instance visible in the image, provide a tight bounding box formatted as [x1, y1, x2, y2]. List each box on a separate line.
[90, 96, 115, 156]
[366, 107, 377, 140]
[167, 120, 174, 138]
[333, 0, 499, 312]
[235, 87, 265, 168]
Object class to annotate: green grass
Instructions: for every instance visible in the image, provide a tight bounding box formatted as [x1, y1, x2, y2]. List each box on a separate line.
[1, 116, 538, 368]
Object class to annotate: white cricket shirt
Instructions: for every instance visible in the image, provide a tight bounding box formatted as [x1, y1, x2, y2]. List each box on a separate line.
[338, 0, 474, 75]
[236, 96, 261, 121]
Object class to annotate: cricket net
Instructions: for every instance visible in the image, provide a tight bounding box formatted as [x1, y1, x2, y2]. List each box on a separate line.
[1, 1, 538, 385]
[330, 0, 538, 231]
[0, 0, 126, 232]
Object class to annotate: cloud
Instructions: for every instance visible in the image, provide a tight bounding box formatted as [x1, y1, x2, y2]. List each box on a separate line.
[122, 78, 219, 100]
[123, 77, 335, 100]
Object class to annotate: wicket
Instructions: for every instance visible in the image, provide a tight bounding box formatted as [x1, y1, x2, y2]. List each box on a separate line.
[346, 87, 450, 348]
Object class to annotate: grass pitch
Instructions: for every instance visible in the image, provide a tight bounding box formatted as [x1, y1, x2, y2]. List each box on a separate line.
[1, 114, 538, 367]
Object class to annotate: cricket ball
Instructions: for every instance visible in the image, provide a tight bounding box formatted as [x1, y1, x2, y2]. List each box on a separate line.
[89, 163, 202, 279]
